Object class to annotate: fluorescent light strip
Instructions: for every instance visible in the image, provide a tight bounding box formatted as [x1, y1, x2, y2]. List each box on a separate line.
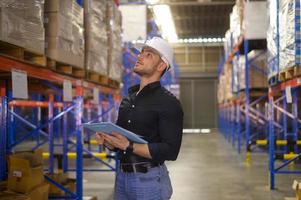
[153, 5, 178, 42]
[183, 129, 211, 134]
[183, 129, 201, 133]
[131, 37, 225, 44]
[172, 37, 225, 44]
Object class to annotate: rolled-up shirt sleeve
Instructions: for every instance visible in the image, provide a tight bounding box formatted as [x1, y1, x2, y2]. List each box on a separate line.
[148, 100, 183, 163]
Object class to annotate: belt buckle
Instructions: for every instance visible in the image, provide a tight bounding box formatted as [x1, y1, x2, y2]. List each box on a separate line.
[132, 164, 137, 173]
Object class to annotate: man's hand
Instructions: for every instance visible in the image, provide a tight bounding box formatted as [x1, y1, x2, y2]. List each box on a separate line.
[95, 132, 114, 150]
[102, 132, 130, 151]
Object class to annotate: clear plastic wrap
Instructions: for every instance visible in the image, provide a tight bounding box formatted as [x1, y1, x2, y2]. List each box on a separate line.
[44, 0, 72, 16]
[45, 13, 73, 40]
[85, 14, 107, 42]
[239, 51, 268, 90]
[0, 0, 45, 54]
[84, 0, 107, 18]
[86, 50, 108, 75]
[279, 0, 296, 71]
[84, 0, 108, 74]
[231, 55, 240, 93]
[71, 1, 84, 57]
[107, 1, 123, 81]
[45, 0, 84, 68]
[224, 30, 232, 61]
[267, 0, 278, 78]
[230, 5, 242, 45]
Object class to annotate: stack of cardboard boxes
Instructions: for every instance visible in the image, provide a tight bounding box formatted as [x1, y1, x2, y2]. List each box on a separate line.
[217, 64, 234, 103]
[239, 50, 268, 90]
[46, 172, 76, 196]
[0, 0, 45, 54]
[84, 0, 108, 76]
[107, 1, 123, 82]
[44, 0, 85, 68]
[0, 150, 49, 200]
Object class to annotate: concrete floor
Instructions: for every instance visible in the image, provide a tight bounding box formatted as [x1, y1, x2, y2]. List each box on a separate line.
[80, 131, 300, 199]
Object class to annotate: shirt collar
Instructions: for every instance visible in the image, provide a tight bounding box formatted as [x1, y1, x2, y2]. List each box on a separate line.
[128, 81, 161, 95]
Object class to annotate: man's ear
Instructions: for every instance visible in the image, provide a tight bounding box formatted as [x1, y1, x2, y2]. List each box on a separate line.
[157, 61, 168, 73]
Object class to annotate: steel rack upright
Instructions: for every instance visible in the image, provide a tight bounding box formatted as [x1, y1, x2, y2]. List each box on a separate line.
[0, 54, 121, 200]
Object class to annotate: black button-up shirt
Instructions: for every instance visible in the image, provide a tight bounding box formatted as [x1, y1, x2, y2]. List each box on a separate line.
[116, 81, 183, 164]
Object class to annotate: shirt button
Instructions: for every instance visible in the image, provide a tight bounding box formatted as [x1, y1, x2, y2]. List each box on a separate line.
[132, 105, 135, 108]
[128, 120, 131, 123]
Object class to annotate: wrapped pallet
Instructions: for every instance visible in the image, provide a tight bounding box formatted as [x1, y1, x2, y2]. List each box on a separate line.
[243, 1, 268, 40]
[230, 1, 267, 45]
[239, 50, 268, 90]
[232, 56, 240, 93]
[84, 0, 108, 76]
[107, 0, 123, 82]
[279, 0, 299, 72]
[230, 4, 243, 45]
[0, 0, 45, 54]
[224, 64, 234, 100]
[44, 0, 84, 68]
[267, 0, 278, 79]
[224, 30, 232, 60]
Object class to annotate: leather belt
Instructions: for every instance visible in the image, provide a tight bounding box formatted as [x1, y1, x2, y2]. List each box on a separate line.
[120, 162, 159, 173]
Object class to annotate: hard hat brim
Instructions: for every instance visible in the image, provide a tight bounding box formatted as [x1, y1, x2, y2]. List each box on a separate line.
[131, 42, 173, 70]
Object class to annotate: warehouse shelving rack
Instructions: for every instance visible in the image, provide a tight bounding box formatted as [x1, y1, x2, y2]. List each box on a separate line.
[267, 0, 301, 190]
[0, 54, 121, 200]
[219, 0, 301, 190]
[219, 36, 269, 155]
[268, 79, 301, 190]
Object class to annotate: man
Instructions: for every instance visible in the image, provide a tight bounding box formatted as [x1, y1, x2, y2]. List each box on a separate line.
[96, 37, 183, 200]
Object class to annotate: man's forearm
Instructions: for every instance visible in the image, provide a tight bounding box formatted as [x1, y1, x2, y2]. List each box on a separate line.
[133, 143, 152, 159]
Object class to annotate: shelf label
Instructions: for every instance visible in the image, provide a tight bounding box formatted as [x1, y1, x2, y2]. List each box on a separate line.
[13, 170, 22, 178]
[93, 88, 99, 104]
[285, 86, 292, 103]
[63, 80, 73, 102]
[83, 81, 88, 87]
[12, 70, 28, 99]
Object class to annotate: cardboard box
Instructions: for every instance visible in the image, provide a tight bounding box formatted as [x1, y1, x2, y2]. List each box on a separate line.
[83, 196, 98, 200]
[293, 180, 301, 200]
[45, 0, 73, 14]
[46, 37, 84, 68]
[0, 191, 30, 200]
[0, 181, 6, 192]
[7, 150, 44, 194]
[27, 183, 49, 200]
[46, 172, 68, 196]
[44, 12, 72, 39]
[0, 2, 44, 55]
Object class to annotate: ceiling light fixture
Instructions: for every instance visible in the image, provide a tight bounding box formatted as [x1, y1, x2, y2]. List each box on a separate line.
[145, 0, 160, 5]
[153, 5, 178, 42]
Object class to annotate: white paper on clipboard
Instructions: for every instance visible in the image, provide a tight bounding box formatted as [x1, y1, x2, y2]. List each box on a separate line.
[83, 122, 148, 144]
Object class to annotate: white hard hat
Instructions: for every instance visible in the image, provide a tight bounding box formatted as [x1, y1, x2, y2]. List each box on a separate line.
[134, 37, 174, 70]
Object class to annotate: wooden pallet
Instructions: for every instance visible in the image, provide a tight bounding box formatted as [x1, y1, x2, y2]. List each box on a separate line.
[0, 41, 46, 66]
[285, 66, 301, 79]
[86, 70, 109, 85]
[239, 89, 268, 98]
[278, 70, 286, 82]
[47, 59, 85, 78]
[278, 66, 301, 83]
[108, 78, 120, 89]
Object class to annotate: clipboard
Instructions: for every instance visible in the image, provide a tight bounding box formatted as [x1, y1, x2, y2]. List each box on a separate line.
[83, 122, 148, 144]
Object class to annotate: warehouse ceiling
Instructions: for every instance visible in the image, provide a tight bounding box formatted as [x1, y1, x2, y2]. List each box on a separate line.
[169, 0, 234, 38]
[121, 0, 235, 39]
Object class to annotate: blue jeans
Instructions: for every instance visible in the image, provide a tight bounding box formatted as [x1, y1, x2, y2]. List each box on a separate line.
[114, 164, 173, 200]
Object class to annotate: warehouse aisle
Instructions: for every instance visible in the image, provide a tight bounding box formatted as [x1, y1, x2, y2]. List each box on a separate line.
[83, 131, 300, 200]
